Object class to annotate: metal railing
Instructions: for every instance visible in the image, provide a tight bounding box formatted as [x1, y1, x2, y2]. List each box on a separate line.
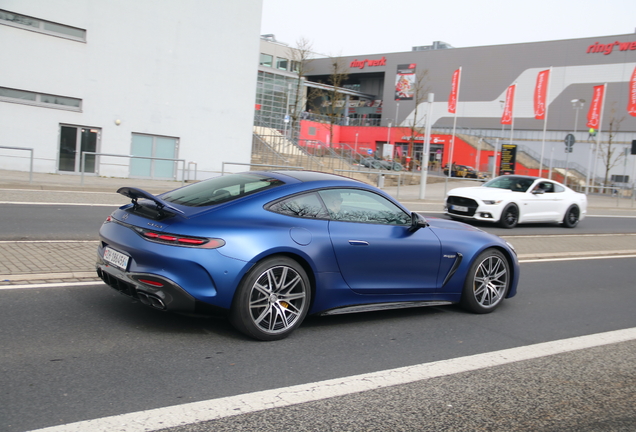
[186, 162, 198, 182]
[0, 145, 34, 183]
[80, 152, 186, 186]
[334, 168, 405, 198]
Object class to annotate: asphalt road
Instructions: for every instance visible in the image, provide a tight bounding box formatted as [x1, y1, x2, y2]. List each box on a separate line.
[1, 198, 635, 431]
[1, 257, 635, 431]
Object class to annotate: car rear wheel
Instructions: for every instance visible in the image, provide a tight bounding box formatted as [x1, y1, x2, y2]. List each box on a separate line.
[499, 204, 519, 228]
[230, 256, 310, 341]
[562, 205, 580, 228]
[460, 249, 510, 314]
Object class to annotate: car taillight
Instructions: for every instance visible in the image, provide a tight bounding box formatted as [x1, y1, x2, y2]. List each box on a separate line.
[135, 228, 224, 249]
[138, 278, 164, 287]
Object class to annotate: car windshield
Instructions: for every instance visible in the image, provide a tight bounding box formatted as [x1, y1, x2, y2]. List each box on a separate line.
[162, 173, 285, 207]
[483, 176, 535, 192]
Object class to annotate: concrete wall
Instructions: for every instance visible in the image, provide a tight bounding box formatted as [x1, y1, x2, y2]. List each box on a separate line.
[0, 0, 262, 177]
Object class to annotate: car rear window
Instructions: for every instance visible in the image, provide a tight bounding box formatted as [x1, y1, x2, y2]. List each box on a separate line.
[161, 173, 285, 207]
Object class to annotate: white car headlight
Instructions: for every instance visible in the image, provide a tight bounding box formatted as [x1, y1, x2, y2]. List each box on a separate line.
[482, 200, 502, 205]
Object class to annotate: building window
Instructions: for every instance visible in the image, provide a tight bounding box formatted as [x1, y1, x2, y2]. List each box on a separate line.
[260, 53, 273, 67]
[290, 61, 300, 73]
[254, 71, 299, 131]
[276, 58, 288, 70]
[130, 134, 179, 180]
[0, 9, 86, 42]
[0, 87, 82, 111]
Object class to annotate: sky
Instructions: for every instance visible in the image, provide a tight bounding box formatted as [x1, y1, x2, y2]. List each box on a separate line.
[261, 0, 636, 57]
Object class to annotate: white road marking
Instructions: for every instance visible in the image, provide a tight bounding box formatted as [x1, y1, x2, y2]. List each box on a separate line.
[0, 281, 103, 290]
[519, 254, 636, 263]
[502, 233, 636, 239]
[0, 188, 120, 195]
[0, 201, 117, 207]
[28, 328, 636, 432]
[586, 214, 636, 218]
[0, 240, 98, 243]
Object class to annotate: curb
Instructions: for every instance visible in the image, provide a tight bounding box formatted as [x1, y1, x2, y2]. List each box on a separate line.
[0, 271, 99, 285]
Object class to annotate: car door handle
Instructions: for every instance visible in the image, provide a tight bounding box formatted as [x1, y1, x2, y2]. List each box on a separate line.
[348, 240, 369, 246]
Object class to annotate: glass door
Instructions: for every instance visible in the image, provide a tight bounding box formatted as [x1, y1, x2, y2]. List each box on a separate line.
[58, 125, 100, 173]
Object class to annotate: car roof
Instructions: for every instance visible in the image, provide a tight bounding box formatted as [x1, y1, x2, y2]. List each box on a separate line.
[261, 170, 363, 184]
[497, 174, 540, 181]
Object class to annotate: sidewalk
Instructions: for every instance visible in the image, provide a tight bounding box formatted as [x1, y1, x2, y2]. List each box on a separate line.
[1, 169, 635, 286]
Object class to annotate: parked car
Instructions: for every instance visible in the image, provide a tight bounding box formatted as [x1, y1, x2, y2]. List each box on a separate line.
[443, 164, 483, 179]
[360, 157, 384, 169]
[445, 175, 587, 228]
[361, 157, 403, 171]
[97, 170, 519, 340]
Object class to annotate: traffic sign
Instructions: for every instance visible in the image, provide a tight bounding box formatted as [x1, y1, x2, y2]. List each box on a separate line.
[564, 133, 575, 153]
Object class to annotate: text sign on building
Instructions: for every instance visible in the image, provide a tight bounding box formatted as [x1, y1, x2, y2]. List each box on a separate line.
[349, 57, 387, 69]
[586, 40, 636, 55]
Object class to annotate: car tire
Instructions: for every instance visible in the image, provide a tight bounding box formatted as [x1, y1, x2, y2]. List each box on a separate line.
[230, 256, 311, 341]
[499, 204, 519, 228]
[460, 249, 510, 314]
[562, 205, 580, 228]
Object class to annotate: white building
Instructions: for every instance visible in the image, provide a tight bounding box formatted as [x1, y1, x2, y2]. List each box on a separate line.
[0, 0, 262, 180]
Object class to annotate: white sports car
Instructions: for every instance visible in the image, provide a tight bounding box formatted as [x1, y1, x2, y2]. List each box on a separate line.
[445, 175, 587, 228]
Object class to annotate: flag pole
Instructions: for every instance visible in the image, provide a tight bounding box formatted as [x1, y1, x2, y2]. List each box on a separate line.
[509, 83, 516, 154]
[539, 67, 552, 178]
[590, 83, 608, 193]
[445, 67, 461, 196]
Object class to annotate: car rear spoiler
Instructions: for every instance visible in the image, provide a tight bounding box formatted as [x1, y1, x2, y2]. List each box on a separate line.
[117, 187, 185, 216]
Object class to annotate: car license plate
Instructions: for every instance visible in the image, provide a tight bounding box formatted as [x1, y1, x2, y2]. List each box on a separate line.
[103, 247, 130, 270]
[451, 205, 469, 212]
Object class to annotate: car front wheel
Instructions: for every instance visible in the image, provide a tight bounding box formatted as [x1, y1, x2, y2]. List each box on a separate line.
[562, 205, 580, 228]
[499, 204, 519, 228]
[230, 256, 311, 341]
[460, 249, 510, 314]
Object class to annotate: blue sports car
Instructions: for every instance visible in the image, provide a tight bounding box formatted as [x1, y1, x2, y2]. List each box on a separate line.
[97, 170, 519, 341]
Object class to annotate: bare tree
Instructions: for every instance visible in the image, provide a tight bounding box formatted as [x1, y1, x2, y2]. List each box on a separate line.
[405, 69, 431, 171]
[309, 56, 350, 147]
[287, 37, 314, 139]
[597, 105, 625, 191]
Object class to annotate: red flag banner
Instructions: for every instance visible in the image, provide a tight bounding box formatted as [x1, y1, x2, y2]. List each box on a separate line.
[628, 66, 636, 117]
[587, 85, 605, 129]
[448, 68, 460, 113]
[534, 69, 550, 120]
[501, 84, 515, 125]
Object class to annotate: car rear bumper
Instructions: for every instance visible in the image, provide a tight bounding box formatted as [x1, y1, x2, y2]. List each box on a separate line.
[96, 256, 196, 312]
[96, 256, 227, 317]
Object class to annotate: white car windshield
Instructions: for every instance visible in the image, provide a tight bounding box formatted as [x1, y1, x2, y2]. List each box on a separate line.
[483, 176, 535, 192]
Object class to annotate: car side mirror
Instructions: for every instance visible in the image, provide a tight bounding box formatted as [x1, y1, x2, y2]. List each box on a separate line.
[409, 212, 429, 232]
[532, 189, 545, 195]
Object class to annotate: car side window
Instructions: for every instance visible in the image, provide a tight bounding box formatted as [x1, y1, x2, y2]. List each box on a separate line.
[553, 184, 565, 193]
[267, 193, 328, 219]
[318, 189, 411, 225]
[539, 182, 554, 193]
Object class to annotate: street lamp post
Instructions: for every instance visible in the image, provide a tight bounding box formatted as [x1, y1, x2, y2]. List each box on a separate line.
[419, 93, 434, 199]
[386, 119, 392, 160]
[355, 132, 359, 155]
